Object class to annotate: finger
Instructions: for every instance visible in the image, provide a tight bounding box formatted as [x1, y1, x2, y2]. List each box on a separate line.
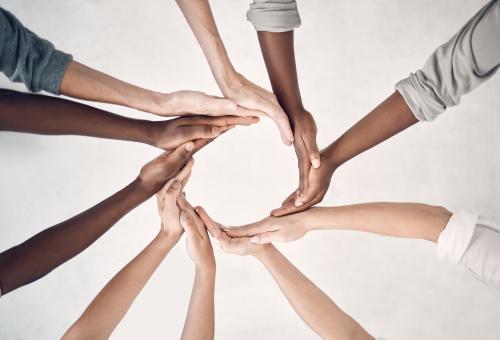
[249, 231, 284, 244]
[196, 206, 231, 243]
[179, 125, 223, 141]
[223, 220, 277, 238]
[295, 180, 320, 207]
[295, 139, 310, 194]
[165, 142, 195, 169]
[177, 195, 205, 235]
[302, 132, 321, 169]
[281, 190, 298, 206]
[180, 211, 198, 236]
[181, 115, 259, 127]
[273, 193, 324, 216]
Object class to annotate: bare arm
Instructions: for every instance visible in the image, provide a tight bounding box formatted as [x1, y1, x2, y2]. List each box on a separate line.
[255, 245, 373, 340]
[273, 91, 418, 216]
[178, 196, 216, 340]
[226, 202, 452, 244]
[198, 208, 373, 340]
[0, 143, 197, 295]
[63, 167, 191, 340]
[175, 0, 293, 144]
[0, 89, 258, 150]
[257, 31, 320, 195]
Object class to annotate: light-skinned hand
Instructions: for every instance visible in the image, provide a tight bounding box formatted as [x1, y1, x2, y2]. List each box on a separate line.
[196, 207, 264, 256]
[221, 73, 294, 145]
[177, 196, 215, 271]
[223, 210, 311, 244]
[155, 159, 194, 240]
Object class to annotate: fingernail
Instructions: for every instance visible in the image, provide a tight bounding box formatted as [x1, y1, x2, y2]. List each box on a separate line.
[295, 200, 303, 207]
[171, 180, 181, 190]
[250, 236, 259, 244]
[312, 158, 320, 169]
[185, 142, 194, 151]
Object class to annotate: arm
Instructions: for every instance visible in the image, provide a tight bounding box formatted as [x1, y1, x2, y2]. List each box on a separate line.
[274, 0, 500, 216]
[226, 202, 452, 244]
[175, 0, 293, 144]
[177, 196, 216, 340]
[255, 245, 373, 340]
[198, 208, 373, 340]
[256, 30, 320, 194]
[0, 142, 197, 295]
[63, 164, 191, 340]
[0, 89, 258, 150]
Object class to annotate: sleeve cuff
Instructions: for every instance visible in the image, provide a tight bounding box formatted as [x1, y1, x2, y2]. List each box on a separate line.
[247, 2, 301, 32]
[436, 211, 478, 264]
[395, 72, 446, 122]
[40, 49, 73, 95]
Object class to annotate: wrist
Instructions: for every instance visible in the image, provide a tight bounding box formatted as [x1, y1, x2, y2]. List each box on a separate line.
[252, 243, 275, 261]
[195, 264, 216, 279]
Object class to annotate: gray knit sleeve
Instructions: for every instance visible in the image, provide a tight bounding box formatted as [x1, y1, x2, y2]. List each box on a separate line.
[247, 0, 301, 32]
[395, 0, 500, 122]
[0, 7, 73, 94]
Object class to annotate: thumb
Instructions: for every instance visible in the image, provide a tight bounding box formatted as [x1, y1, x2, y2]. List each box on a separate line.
[168, 142, 195, 165]
[249, 231, 283, 244]
[303, 133, 321, 169]
[180, 211, 196, 235]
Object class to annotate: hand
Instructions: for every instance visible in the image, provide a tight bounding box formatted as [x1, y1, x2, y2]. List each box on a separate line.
[156, 159, 194, 240]
[289, 110, 321, 194]
[221, 73, 294, 145]
[138, 141, 204, 193]
[152, 90, 261, 117]
[150, 115, 259, 150]
[271, 152, 337, 217]
[223, 210, 311, 244]
[177, 196, 215, 270]
[197, 207, 264, 256]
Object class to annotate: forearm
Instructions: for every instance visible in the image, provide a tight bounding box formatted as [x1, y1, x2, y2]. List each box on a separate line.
[257, 31, 303, 116]
[323, 91, 417, 168]
[0, 178, 152, 294]
[63, 232, 178, 340]
[181, 267, 216, 340]
[0, 89, 155, 145]
[255, 245, 372, 340]
[304, 203, 452, 242]
[60, 61, 164, 115]
[175, 0, 236, 92]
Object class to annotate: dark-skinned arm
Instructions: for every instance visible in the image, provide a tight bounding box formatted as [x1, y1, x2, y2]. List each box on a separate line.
[0, 142, 200, 295]
[257, 31, 320, 197]
[0, 89, 259, 150]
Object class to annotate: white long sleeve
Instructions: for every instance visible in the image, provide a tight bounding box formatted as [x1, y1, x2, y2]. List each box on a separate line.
[247, 0, 301, 32]
[395, 0, 500, 121]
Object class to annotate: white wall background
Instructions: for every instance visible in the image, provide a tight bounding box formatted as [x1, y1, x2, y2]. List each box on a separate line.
[0, 0, 499, 339]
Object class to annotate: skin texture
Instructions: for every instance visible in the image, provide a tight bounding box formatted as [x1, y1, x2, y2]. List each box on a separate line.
[257, 31, 320, 196]
[197, 208, 373, 340]
[60, 60, 256, 118]
[272, 91, 418, 216]
[177, 196, 215, 340]
[0, 141, 210, 295]
[175, 0, 293, 145]
[0, 89, 259, 150]
[224, 203, 452, 245]
[62, 163, 192, 340]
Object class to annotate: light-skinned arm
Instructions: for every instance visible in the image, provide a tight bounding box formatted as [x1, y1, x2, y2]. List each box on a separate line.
[177, 196, 216, 340]
[60, 60, 253, 118]
[62, 163, 192, 340]
[256, 30, 320, 195]
[272, 91, 417, 216]
[0, 89, 258, 150]
[0, 140, 208, 295]
[225, 202, 452, 244]
[175, 0, 293, 144]
[198, 207, 374, 340]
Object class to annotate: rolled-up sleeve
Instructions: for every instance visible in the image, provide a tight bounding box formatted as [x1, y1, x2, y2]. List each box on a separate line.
[0, 7, 72, 94]
[247, 0, 301, 32]
[395, 0, 500, 122]
[437, 211, 500, 297]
